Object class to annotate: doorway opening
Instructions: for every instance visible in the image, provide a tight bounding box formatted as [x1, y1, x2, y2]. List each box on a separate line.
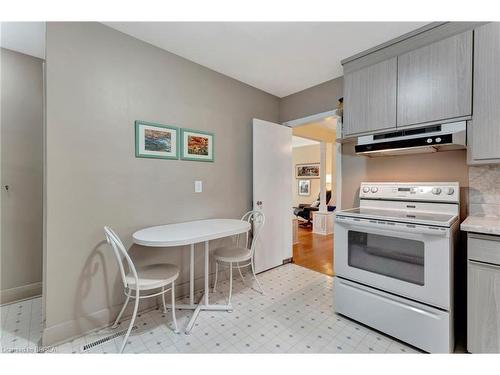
[286, 111, 341, 276]
[1, 22, 46, 350]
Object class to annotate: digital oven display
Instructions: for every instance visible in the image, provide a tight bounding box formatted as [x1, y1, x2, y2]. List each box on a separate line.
[398, 188, 411, 192]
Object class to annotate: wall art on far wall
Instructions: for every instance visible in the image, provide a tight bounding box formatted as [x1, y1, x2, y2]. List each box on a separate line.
[296, 163, 320, 178]
[135, 120, 179, 160]
[298, 179, 311, 196]
[180, 128, 214, 162]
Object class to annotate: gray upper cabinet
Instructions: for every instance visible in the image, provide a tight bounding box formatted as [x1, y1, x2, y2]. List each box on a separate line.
[343, 58, 397, 136]
[469, 22, 500, 164]
[397, 31, 473, 127]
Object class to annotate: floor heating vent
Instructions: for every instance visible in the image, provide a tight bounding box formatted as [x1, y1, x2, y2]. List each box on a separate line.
[82, 326, 138, 352]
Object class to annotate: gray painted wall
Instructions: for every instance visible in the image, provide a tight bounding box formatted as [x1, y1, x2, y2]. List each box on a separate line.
[279, 76, 343, 123]
[43, 22, 279, 344]
[1, 48, 44, 304]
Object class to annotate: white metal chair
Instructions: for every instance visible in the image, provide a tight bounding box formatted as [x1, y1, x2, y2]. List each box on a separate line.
[104, 226, 179, 353]
[212, 211, 265, 305]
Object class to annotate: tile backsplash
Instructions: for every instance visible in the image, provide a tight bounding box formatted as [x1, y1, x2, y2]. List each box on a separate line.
[469, 165, 500, 216]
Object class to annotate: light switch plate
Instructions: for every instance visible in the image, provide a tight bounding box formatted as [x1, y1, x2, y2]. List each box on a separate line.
[195, 180, 202, 193]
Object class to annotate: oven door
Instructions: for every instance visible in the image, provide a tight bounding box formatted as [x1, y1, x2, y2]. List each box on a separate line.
[334, 215, 452, 309]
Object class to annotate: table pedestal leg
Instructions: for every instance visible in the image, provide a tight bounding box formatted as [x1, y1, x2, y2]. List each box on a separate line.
[190, 243, 194, 306]
[180, 240, 234, 334]
[185, 294, 204, 334]
[204, 241, 209, 306]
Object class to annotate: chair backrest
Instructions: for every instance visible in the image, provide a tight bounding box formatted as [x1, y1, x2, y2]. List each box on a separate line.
[314, 190, 332, 205]
[104, 226, 138, 289]
[240, 210, 265, 257]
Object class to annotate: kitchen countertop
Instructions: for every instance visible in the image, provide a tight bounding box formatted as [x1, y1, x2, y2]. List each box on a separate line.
[461, 215, 500, 236]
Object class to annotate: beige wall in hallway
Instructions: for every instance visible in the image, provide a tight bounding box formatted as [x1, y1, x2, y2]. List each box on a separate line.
[0, 48, 44, 304]
[293, 145, 320, 207]
[292, 144, 336, 207]
[44, 22, 279, 345]
[292, 123, 336, 143]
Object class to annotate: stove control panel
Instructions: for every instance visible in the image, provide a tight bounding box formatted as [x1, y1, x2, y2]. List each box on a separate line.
[359, 182, 460, 203]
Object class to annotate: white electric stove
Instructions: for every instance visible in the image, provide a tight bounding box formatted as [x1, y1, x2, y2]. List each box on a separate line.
[334, 182, 460, 353]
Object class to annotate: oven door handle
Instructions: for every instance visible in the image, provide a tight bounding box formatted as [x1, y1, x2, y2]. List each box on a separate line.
[335, 217, 448, 236]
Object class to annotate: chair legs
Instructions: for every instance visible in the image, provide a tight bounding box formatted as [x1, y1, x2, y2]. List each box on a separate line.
[112, 294, 130, 328]
[119, 293, 139, 353]
[171, 281, 179, 333]
[213, 261, 219, 292]
[162, 284, 179, 333]
[161, 286, 167, 313]
[213, 259, 261, 305]
[236, 263, 246, 284]
[251, 260, 264, 295]
[116, 281, 180, 353]
[228, 262, 233, 306]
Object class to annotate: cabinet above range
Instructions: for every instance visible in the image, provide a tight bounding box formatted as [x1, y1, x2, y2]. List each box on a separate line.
[397, 32, 472, 128]
[468, 22, 500, 164]
[342, 22, 481, 139]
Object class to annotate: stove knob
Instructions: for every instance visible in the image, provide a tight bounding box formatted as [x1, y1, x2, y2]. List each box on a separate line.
[432, 187, 442, 195]
[445, 187, 455, 195]
[362, 186, 370, 193]
[371, 187, 378, 193]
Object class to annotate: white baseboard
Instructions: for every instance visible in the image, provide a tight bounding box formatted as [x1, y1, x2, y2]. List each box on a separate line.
[42, 272, 218, 347]
[0, 282, 42, 305]
[42, 299, 157, 348]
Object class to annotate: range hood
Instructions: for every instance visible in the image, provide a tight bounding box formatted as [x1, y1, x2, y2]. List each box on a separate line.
[355, 122, 466, 157]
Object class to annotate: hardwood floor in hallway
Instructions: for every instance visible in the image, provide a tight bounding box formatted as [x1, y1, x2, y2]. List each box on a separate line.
[293, 226, 333, 276]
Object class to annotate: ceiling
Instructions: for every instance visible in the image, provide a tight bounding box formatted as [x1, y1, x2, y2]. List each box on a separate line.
[0, 22, 45, 59]
[292, 136, 319, 148]
[292, 117, 337, 143]
[105, 22, 428, 97]
[0, 22, 428, 97]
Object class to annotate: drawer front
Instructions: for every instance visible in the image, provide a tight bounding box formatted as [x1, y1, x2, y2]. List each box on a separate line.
[335, 277, 452, 353]
[468, 233, 500, 265]
[467, 260, 500, 353]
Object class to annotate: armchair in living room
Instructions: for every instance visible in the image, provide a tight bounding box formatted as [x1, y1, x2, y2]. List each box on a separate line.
[293, 190, 335, 228]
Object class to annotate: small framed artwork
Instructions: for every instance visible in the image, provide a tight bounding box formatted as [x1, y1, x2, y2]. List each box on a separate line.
[298, 179, 311, 196]
[180, 129, 214, 162]
[135, 120, 179, 160]
[296, 163, 320, 178]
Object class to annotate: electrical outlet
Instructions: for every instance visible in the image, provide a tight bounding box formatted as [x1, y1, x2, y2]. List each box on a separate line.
[195, 180, 202, 193]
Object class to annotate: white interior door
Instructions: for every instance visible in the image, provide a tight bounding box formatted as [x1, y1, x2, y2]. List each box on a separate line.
[252, 118, 292, 273]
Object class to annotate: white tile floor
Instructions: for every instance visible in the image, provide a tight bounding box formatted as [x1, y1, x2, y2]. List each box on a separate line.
[1, 264, 421, 354]
[1, 296, 43, 353]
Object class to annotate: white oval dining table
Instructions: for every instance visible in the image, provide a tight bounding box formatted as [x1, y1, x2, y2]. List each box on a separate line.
[132, 218, 250, 334]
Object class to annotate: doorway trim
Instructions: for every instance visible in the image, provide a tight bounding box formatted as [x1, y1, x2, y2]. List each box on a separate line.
[282, 109, 342, 211]
[283, 110, 337, 128]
